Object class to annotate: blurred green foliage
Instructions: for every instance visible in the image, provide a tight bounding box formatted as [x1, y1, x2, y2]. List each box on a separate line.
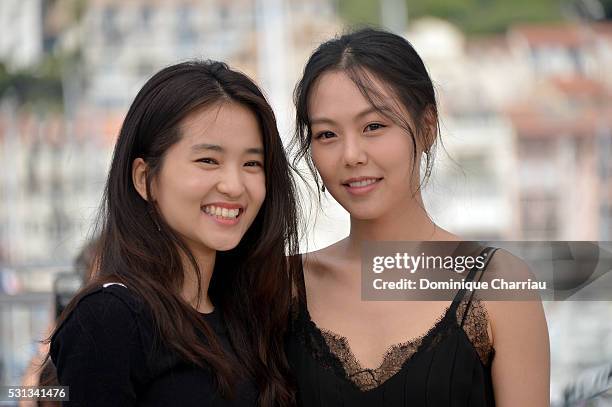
[0, 54, 67, 112]
[338, 0, 382, 27]
[338, 0, 566, 34]
[0, 0, 86, 111]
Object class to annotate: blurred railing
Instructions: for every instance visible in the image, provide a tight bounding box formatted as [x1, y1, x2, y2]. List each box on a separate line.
[0, 292, 52, 388]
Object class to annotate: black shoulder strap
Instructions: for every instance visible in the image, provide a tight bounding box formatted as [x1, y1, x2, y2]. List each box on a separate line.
[449, 247, 498, 326]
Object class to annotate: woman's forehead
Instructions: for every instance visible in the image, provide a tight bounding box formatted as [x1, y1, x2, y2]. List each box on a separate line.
[308, 70, 410, 123]
[176, 103, 263, 149]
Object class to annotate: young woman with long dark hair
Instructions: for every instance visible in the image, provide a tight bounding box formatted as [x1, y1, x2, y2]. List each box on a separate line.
[287, 28, 549, 406]
[50, 60, 299, 406]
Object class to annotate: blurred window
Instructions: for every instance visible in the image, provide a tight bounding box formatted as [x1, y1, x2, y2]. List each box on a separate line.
[102, 6, 122, 45]
[521, 193, 559, 239]
[454, 152, 497, 196]
[140, 5, 154, 30]
[176, 5, 198, 45]
[136, 61, 154, 78]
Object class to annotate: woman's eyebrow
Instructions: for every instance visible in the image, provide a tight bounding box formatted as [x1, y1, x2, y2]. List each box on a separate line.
[310, 116, 336, 125]
[245, 147, 264, 155]
[354, 106, 380, 119]
[191, 143, 263, 155]
[191, 143, 223, 152]
[310, 106, 381, 125]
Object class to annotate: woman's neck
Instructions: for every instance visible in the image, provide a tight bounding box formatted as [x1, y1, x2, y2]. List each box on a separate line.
[181, 248, 216, 313]
[346, 194, 459, 256]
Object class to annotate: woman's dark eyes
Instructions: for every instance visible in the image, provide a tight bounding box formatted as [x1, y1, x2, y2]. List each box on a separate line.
[314, 131, 336, 140]
[197, 158, 218, 165]
[314, 124, 385, 139]
[197, 158, 263, 167]
[364, 123, 385, 132]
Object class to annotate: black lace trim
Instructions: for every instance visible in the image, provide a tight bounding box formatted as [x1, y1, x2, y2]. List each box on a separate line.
[293, 299, 493, 392]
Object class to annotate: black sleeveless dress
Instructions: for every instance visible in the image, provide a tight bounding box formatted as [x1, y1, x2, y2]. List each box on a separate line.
[286, 247, 498, 407]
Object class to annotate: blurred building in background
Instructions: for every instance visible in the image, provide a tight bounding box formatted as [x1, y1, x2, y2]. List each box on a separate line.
[82, 0, 257, 108]
[508, 24, 612, 241]
[0, 103, 112, 266]
[1, 0, 612, 403]
[0, 0, 44, 70]
[411, 18, 612, 243]
[410, 18, 521, 240]
[1, 0, 340, 267]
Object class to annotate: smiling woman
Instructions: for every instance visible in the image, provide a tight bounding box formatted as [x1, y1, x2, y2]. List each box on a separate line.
[133, 102, 267, 259]
[47, 60, 300, 407]
[287, 28, 550, 407]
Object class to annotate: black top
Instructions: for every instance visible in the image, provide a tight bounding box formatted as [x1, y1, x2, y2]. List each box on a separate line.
[50, 284, 258, 406]
[286, 247, 498, 407]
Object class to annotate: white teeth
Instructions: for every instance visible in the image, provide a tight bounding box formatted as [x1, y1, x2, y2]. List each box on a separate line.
[202, 205, 240, 219]
[348, 179, 378, 187]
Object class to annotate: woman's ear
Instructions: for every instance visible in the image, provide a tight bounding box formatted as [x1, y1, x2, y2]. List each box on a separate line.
[132, 158, 150, 201]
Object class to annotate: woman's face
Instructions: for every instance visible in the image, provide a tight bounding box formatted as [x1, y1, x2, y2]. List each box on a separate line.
[142, 102, 266, 257]
[308, 70, 419, 220]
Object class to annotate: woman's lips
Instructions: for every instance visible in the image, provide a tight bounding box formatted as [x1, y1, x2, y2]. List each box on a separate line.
[342, 177, 383, 195]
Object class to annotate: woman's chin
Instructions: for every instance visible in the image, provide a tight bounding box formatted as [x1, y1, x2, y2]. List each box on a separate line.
[208, 242, 239, 252]
[345, 206, 384, 221]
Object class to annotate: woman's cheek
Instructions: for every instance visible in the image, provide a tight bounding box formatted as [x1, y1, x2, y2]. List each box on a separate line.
[312, 149, 333, 178]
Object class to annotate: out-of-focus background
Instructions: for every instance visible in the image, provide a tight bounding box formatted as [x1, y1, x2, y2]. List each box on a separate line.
[0, 0, 611, 405]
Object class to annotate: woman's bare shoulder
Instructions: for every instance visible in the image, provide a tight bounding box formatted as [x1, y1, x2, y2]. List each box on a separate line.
[481, 248, 548, 346]
[486, 247, 532, 278]
[301, 238, 351, 278]
[484, 251, 550, 406]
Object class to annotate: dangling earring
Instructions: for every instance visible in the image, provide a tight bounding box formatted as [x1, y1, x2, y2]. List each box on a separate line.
[321, 184, 326, 193]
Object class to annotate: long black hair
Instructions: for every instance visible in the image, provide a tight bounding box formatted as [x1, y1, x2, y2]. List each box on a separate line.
[292, 28, 440, 195]
[51, 60, 299, 406]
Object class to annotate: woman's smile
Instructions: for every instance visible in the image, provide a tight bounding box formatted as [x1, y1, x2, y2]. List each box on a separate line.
[201, 202, 245, 226]
[341, 176, 384, 195]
